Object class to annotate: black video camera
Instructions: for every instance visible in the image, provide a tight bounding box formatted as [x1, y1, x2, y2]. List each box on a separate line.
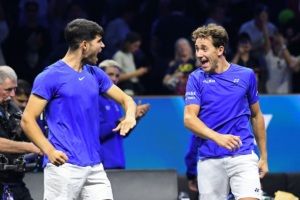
[0, 153, 41, 172]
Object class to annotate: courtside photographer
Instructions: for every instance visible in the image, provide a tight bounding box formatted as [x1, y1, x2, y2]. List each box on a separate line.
[0, 66, 41, 200]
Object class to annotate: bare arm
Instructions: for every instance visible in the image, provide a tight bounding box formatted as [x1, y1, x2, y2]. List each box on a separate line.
[262, 24, 271, 54]
[184, 104, 241, 150]
[0, 137, 41, 154]
[119, 67, 148, 82]
[250, 102, 268, 177]
[21, 94, 68, 166]
[277, 35, 300, 72]
[106, 85, 136, 135]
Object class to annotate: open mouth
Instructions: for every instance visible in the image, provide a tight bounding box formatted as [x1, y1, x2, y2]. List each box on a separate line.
[200, 58, 209, 67]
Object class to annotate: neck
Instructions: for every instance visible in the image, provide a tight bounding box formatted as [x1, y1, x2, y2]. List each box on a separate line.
[62, 49, 84, 72]
[214, 56, 230, 73]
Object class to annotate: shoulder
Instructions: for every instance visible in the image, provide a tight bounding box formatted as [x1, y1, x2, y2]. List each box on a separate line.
[239, 20, 254, 30]
[187, 68, 205, 85]
[230, 63, 254, 74]
[189, 68, 205, 78]
[35, 61, 64, 80]
[229, 63, 255, 82]
[113, 51, 125, 58]
[84, 65, 107, 77]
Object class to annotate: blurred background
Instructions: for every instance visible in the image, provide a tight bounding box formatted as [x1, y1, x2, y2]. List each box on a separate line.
[1, 0, 299, 199]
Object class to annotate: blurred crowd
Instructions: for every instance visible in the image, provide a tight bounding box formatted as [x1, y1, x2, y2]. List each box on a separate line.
[0, 0, 300, 95]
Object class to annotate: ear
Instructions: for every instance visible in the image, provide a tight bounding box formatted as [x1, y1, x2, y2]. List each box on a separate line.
[217, 46, 225, 56]
[80, 41, 88, 51]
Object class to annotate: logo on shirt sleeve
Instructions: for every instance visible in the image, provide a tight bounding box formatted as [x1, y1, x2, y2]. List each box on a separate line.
[185, 91, 196, 100]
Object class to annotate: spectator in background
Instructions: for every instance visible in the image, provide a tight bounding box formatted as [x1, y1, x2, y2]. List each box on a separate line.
[239, 3, 277, 56]
[163, 38, 198, 95]
[18, 0, 48, 27]
[184, 135, 199, 195]
[204, 2, 228, 26]
[102, 4, 136, 60]
[98, 59, 150, 169]
[232, 32, 266, 93]
[262, 26, 300, 94]
[113, 32, 149, 96]
[13, 79, 47, 132]
[13, 79, 31, 111]
[0, 66, 41, 200]
[4, 0, 51, 83]
[150, 0, 196, 64]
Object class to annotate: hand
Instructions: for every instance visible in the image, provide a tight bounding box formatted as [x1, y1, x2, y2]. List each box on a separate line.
[136, 67, 149, 77]
[215, 134, 242, 151]
[47, 149, 68, 166]
[258, 158, 268, 178]
[136, 102, 150, 118]
[238, 44, 247, 54]
[277, 34, 286, 47]
[188, 179, 198, 192]
[113, 116, 136, 136]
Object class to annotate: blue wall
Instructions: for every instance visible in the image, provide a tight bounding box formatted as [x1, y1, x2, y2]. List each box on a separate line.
[124, 95, 300, 174]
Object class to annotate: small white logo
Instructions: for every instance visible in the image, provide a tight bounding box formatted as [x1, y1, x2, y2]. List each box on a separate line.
[203, 79, 215, 83]
[105, 105, 110, 111]
[79, 77, 85, 81]
[233, 78, 239, 83]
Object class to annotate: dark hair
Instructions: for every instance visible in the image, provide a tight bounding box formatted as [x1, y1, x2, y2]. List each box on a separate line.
[16, 79, 31, 97]
[64, 18, 104, 50]
[254, 3, 268, 16]
[121, 32, 141, 52]
[238, 32, 251, 43]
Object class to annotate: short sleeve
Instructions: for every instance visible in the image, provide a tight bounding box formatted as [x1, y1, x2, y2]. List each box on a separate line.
[185, 73, 201, 106]
[32, 69, 57, 101]
[92, 66, 113, 93]
[247, 70, 259, 105]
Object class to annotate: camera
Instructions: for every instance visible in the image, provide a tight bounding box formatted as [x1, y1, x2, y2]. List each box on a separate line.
[0, 110, 23, 140]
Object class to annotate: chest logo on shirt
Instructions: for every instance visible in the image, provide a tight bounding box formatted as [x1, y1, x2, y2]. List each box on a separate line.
[79, 76, 85, 81]
[105, 105, 111, 111]
[203, 79, 215, 84]
[233, 78, 240, 83]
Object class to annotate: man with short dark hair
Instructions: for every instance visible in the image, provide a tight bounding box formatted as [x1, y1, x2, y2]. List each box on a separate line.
[21, 19, 137, 200]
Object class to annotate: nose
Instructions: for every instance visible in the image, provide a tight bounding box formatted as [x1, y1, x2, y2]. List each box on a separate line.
[195, 50, 203, 59]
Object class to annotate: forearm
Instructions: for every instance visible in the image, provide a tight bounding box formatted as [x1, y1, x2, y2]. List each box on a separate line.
[262, 27, 271, 53]
[21, 116, 55, 155]
[184, 115, 218, 141]
[119, 71, 140, 82]
[122, 96, 136, 120]
[251, 114, 267, 159]
[0, 138, 32, 153]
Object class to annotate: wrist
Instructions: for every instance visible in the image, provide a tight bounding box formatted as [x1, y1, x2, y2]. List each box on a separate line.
[259, 153, 268, 160]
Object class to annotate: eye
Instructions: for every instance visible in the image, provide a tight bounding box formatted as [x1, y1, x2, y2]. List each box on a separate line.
[4, 87, 16, 92]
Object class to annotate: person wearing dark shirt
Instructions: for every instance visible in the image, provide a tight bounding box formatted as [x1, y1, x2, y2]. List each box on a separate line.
[98, 59, 149, 169]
